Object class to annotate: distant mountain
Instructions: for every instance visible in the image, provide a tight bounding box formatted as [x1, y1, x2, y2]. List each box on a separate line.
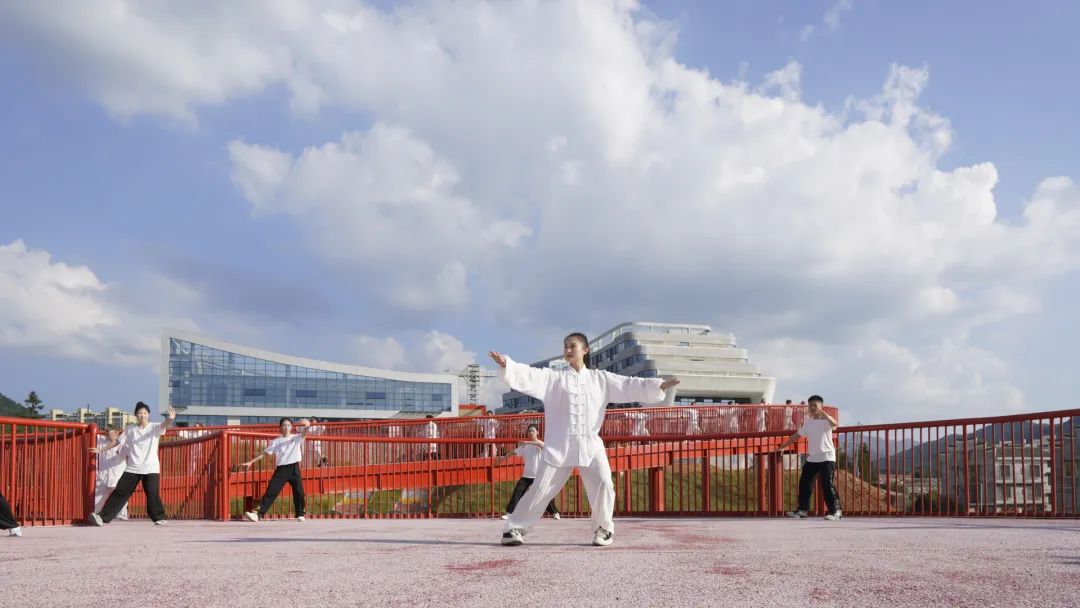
[0, 391, 34, 418]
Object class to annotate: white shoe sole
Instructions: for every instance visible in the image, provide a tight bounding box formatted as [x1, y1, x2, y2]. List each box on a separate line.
[243, 512, 258, 522]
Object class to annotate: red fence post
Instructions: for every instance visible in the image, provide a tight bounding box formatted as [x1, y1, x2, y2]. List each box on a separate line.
[755, 454, 767, 514]
[85, 424, 98, 522]
[650, 468, 665, 513]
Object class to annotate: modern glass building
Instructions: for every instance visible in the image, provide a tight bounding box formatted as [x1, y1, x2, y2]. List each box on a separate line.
[501, 321, 776, 412]
[160, 329, 458, 425]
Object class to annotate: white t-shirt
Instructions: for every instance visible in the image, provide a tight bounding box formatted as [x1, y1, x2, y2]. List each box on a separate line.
[118, 423, 167, 475]
[264, 433, 304, 466]
[514, 444, 543, 478]
[798, 418, 836, 463]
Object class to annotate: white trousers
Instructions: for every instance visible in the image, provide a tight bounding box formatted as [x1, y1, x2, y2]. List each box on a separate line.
[503, 449, 615, 534]
[94, 479, 129, 520]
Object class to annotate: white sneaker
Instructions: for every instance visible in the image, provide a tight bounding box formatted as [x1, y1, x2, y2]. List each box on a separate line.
[243, 511, 259, 522]
[88, 513, 104, 527]
[9, 527, 22, 537]
[154, 520, 168, 526]
[592, 527, 613, 547]
[499, 514, 509, 520]
[297, 516, 306, 522]
[501, 529, 524, 546]
[786, 510, 808, 519]
[824, 510, 843, 521]
[552, 513, 561, 521]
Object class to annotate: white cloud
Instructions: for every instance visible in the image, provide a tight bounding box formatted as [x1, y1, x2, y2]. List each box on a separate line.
[824, 0, 854, 31]
[800, 0, 854, 42]
[0, 240, 193, 365]
[227, 125, 531, 312]
[5, 1, 1080, 422]
[352, 335, 409, 371]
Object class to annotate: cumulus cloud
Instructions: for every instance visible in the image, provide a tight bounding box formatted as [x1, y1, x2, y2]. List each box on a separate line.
[0, 240, 193, 365]
[4, 1, 1079, 422]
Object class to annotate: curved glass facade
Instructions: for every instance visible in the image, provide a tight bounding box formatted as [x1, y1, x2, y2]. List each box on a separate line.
[168, 338, 452, 414]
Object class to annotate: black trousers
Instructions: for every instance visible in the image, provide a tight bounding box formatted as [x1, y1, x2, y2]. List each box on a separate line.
[99, 472, 166, 523]
[258, 463, 306, 517]
[797, 460, 841, 514]
[506, 477, 559, 516]
[0, 491, 19, 529]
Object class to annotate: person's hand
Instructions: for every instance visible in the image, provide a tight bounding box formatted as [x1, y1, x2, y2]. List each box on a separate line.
[241, 461, 253, 469]
[660, 379, 680, 390]
[167, 405, 176, 420]
[488, 351, 507, 368]
[88, 447, 101, 454]
[301, 419, 312, 427]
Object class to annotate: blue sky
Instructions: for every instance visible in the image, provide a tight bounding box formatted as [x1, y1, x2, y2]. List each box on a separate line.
[1, 1, 1077, 423]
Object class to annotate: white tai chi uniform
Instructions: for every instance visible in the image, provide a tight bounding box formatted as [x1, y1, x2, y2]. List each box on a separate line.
[500, 357, 667, 535]
[477, 418, 500, 457]
[684, 407, 701, 435]
[422, 420, 439, 457]
[94, 436, 129, 519]
[627, 411, 650, 437]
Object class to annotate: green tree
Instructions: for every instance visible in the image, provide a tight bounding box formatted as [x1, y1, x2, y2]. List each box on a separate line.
[23, 390, 44, 418]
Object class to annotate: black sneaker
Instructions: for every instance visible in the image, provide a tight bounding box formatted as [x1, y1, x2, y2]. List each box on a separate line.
[785, 510, 808, 519]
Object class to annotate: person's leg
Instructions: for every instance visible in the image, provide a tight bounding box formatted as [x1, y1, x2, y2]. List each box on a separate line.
[94, 478, 109, 514]
[505, 477, 533, 514]
[0, 492, 19, 530]
[821, 461, 841, 514]
[579, 451, 616, 534]
[257, 466, 291, 517]
[115, 488, 129, 520]
[142, 474, 166, 522]
[286, 464, 306, 517]
[99, 472, 141, 523]
[504, 463, 574, 534]
[796, 462, 822, 513]
[544, 495, 560, 516]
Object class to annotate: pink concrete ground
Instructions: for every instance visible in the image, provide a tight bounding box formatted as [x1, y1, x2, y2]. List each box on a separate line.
[2, 517, 1078, 608]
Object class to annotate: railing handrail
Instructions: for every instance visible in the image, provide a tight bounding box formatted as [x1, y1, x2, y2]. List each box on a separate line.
[0, 416, 95, 431]
[835, 408, 1080, 433]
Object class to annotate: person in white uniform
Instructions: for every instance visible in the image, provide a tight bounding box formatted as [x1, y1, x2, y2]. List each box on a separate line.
[626, 410, 650, 437]
[422, 415, 440, 460]
[94, 427, 129, 520]
[89, 402, 176, 526]
[476, 415, 500, 458]
[242, 418, 312, 522]
[774, 395, 842, 520]
[491, 332, 678, 547]
[495, 424, 560, 520]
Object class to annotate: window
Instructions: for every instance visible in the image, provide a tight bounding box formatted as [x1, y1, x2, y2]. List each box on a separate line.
[295, 389, 317, 398]
[243, 388, 266, 397]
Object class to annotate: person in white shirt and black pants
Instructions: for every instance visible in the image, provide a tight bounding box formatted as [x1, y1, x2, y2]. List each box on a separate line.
[495, 424, 560, 520]
[241, 418, 311, 522]
[775, 395, 842, 520]
[89, 402, 176, 526]
[490, 332, 679, 547]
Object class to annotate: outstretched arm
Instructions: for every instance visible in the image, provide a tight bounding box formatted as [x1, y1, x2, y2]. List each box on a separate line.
[773, 431, 801, 453]
[297, 419, 313, 435]
[489, 351, 553, 401]
[242, 452, 267, 468]
[90, 438, 120, 454]
[603, 372, 679, 405]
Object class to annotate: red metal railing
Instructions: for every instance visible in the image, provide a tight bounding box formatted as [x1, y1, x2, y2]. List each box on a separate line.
[0, 417, 97, 526]
[166, 404, 839, 442]
[5, 407, 1078, 525]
